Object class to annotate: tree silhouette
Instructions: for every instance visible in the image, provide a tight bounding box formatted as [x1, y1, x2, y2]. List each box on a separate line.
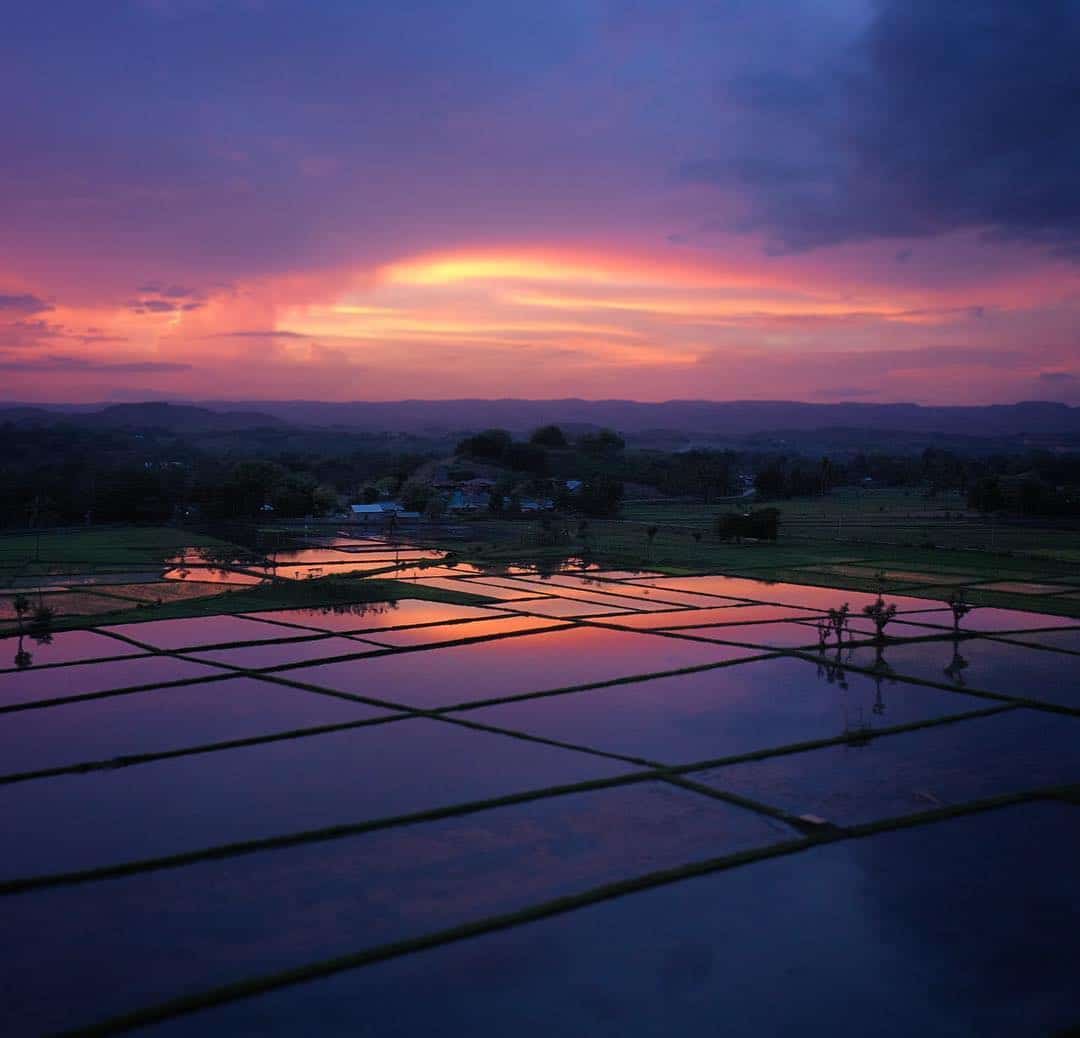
[947, 588, 973, 633]
[529, 424, 567, 448]
[13, 594, 31, 636]
[827, 603, 850, 648]
[862, 596, 898, 642]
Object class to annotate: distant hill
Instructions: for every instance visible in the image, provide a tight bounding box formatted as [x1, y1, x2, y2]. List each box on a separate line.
[87, 402, 288, 432]
[0, 401, 287, 433]
[2, 398, 1078, 441]
[196, 398, 1080, 439]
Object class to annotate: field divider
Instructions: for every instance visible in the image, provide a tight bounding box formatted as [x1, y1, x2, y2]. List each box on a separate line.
[206, 621, 587, 677]
[0, 688, 660, 788]
[426, 655, 781, 714]
[51, 787, 1079, 1038]
[0, 713, 413, 787]
[454, 576, 708, 611]
[232, 607, 519, 640]
[985, 632, 1080, 658]
[0, 670, 240, 715]
[0, 771, 663, 896]
[0, 650, 159, 676]
[0, 702, 1017, 894]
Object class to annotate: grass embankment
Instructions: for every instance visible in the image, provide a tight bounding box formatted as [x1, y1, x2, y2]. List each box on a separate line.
[424, 504, 1080, 619]
[0, 527, 249, 624]
[625, 489, 1080, 560]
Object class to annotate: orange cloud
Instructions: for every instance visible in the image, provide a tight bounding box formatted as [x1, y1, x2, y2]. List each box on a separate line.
[4, 238, 1079, 404]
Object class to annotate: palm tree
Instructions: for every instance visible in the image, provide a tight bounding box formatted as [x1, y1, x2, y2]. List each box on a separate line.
[947, 588, 973, 633]
[862, 596, 898, 642]
[13, 594, 31, 636]
[827, 603, 850, 648]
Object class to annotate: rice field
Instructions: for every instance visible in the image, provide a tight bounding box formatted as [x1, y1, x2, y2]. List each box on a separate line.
[2, 539, 1078, 1035]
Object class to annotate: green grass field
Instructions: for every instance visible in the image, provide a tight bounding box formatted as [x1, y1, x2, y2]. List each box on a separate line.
[0, 526, 231, 568]
[428, 490, 1080, 619]
[623, 488, 1080, 560]
[625, 487, 967, 522]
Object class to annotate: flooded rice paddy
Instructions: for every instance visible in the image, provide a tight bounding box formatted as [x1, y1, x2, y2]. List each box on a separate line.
[1, 541, 1078, 1035]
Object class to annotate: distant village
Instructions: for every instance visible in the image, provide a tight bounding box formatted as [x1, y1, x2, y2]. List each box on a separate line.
[346, 472, 585, 524]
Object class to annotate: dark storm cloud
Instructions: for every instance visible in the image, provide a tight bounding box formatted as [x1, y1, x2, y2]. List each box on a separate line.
[683, 0, 1080, 253]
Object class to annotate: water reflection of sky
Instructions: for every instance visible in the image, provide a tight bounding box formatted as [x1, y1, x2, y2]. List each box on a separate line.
[137, 804, 1080, 1038]
[2, 560, 1078, 1036]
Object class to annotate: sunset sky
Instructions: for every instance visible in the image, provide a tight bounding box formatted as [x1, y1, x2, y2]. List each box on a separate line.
[3, 1, 1079, 405]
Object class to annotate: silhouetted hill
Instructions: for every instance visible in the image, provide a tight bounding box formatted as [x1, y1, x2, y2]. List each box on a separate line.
[3, 399, 1079, 441]
[0, 401, 287, 433]
[197, 398, 1080, 438]
[88, 402, 288, 432]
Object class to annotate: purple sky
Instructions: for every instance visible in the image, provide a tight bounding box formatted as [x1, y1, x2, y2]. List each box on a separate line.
[2, 1, 1079, 403]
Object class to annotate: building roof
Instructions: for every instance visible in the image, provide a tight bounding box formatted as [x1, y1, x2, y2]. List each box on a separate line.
[350, 501, 406, 514]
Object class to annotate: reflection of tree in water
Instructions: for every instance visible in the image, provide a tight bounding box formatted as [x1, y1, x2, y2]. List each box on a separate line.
[307, 601, 400, 619]
[12, 628, 52, 670]
[867, 643, 896, 716]
[816, 620, 831, 652]
[169, 544, 264, 579]
[511, 553, 565, 578]
[816, 640, 895, 741]
[943, 635, 970, 686]
[816, 644, 852, 689]
[469, 555, 595, 582]
[14, 635, 32, 669]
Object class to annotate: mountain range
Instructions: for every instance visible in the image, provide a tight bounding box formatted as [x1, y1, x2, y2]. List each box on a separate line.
[2, 399, 1079, 441]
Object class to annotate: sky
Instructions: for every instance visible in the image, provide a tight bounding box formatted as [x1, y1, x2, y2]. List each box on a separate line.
[3, 0, 1080, 405]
